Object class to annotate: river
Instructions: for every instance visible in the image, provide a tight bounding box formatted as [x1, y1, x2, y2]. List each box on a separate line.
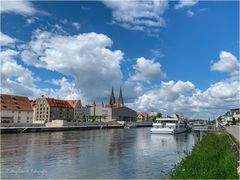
[1, 127, 202, 179]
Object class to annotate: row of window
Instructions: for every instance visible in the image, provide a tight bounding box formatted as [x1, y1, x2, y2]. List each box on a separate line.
[11, 111, 30, 114]
[17, 120, 30, 123]
[17, 116, 30, 120]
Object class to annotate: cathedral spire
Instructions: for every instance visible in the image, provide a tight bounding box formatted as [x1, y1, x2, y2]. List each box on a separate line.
[118, 86, 124, 107]
[109, 86, 115, 105]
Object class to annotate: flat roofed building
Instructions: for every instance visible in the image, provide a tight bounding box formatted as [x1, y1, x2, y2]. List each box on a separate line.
[90, 105, 112, 122]
[1, 94, 33, 124]
[112, 107, 136, 121]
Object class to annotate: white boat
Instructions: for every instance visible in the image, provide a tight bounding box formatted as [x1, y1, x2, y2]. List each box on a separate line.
[150, 115, 188, 134]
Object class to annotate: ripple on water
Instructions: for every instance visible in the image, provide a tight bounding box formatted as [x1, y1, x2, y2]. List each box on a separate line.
[1, 128, 198, 179]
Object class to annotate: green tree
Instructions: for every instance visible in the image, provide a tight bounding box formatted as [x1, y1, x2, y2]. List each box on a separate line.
[157, 112, 162, 118]
[217, 116, 222, 121]
[232, 117, 236, 125]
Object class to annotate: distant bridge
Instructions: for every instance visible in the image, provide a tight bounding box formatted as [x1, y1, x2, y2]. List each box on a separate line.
[191, 124, 210, 131]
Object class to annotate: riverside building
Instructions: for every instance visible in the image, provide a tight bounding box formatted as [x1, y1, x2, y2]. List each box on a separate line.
[90, 87, 137, 122]
[32, 97, 74, 124]
[67, 100, 90, 122]
[1, 94, 33, 125]
[32, 97, 91, 124]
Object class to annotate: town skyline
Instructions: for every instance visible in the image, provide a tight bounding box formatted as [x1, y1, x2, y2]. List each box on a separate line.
[1, 0, 239, 119]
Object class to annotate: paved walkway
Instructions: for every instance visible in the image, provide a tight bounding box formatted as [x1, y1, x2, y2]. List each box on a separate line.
[225, 125, 240, 142]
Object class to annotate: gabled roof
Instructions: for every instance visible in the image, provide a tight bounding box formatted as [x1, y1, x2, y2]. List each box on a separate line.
[30, 99, 39, 108]
[1, 94, 33, 111]
[137, 112, 148, 118]
[66, 100, 81, 108]
[46, 98, 73, 108]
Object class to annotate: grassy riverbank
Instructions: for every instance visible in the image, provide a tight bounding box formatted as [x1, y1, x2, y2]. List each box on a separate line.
[170, 132, 239, 179]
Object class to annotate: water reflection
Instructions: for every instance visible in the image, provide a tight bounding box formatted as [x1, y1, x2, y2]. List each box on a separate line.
[1, 128, 200, 179]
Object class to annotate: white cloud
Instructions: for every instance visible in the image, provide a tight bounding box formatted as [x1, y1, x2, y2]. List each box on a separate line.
[130, 78, 239, 119]
[0, 32, 16, 46]
[211, 51, 239, 74]
[26, 18, 36, 25]
[1, 0, 37, 15]
[0, 48, 84, 101]
[72, 22, 81, 30]
[49, 77, 83, 101]
[207, 81, 238, 100]
[187, 10, 194, 17]
[128, 50, 239, 119]
[132, 80, 196, 112]
[21, 30, 124, 102]
[150, 49, 165, 58]
[102, 0, 168, 32]
[175, 0, 199, 9]
[130, 57, 166, 82]
[0, 49, 38, 97]
[21, 50, 47, 67]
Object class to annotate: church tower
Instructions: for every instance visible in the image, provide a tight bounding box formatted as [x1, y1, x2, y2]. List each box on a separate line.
[109, 86, 116, 106]
[118, 87, 124, 107]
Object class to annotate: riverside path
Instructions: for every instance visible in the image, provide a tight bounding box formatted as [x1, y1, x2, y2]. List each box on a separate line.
[225, 125, 240, 141]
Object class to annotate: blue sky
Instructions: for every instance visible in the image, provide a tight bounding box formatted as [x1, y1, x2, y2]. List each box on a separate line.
[1, 0, 239, 119]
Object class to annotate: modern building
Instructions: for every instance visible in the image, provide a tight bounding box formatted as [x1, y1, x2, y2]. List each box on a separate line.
[1, 94, 33, 125]
[112, 106, 136, 121]
[90, 104, 112, 122]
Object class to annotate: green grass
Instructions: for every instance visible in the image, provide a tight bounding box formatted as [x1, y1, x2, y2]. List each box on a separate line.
[169, 132, 239, 179]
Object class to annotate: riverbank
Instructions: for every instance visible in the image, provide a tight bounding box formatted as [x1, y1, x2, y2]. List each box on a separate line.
[169, 131, 239, 179]
[0, 122, 153, 134]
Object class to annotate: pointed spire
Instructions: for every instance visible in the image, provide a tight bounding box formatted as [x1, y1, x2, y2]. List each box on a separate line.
[118, 86, 124, 107]
[109, 86, 115, 105]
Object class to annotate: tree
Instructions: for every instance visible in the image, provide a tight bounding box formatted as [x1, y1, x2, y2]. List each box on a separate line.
[232, 117, 236, 125]
[157, 112, 162, 118]
[217, 116, 222, 121]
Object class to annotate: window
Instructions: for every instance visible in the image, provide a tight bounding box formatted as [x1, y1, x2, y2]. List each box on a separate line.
[27, 117, 29, 120]
[18, 116, 21, 120]
[12, 111, 14, 113]
[18, 111, 21, 113]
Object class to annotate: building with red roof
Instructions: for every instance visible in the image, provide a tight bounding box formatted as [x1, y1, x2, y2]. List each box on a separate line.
[1, 94, 33, 124]
[33, 97, 74, 124]
[137, 112, 149, 121]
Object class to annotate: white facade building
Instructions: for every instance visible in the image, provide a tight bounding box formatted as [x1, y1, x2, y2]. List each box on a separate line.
[90, 105, 112, 122]
[1, 94, 33, 125]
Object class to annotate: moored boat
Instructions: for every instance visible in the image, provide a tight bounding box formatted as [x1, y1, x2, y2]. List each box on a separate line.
[150, 115, 188, 134]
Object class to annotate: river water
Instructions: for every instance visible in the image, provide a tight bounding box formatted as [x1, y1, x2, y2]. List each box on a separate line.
[1, 128, 202, 179]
